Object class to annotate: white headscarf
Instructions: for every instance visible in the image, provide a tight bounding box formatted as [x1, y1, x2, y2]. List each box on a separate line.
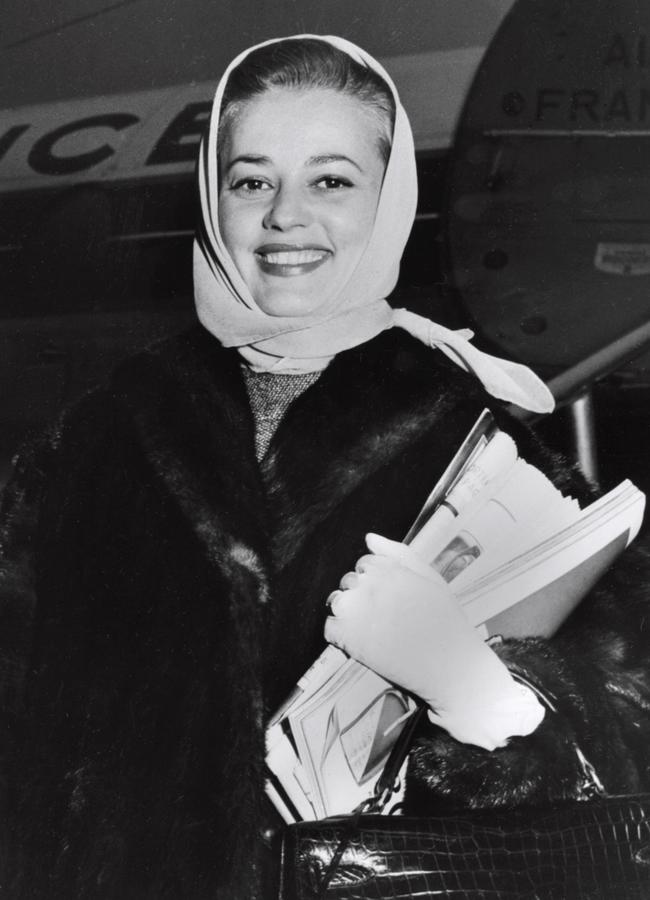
[194, 34, 554, 413]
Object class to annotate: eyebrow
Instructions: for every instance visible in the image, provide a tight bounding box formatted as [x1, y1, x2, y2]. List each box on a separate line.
[308, 154, 362, 171]
[225, 154, 271, 173]
[225, 153, 362, 173]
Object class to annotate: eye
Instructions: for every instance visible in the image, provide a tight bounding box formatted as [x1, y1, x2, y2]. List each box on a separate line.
[231, 177, 273, 195]
[314, 175, 353, 191]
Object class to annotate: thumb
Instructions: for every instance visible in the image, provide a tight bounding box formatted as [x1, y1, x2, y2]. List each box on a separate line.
[365, 532, 433, 577]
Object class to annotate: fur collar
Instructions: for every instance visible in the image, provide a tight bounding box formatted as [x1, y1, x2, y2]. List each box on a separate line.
[109, 324, 490, 574]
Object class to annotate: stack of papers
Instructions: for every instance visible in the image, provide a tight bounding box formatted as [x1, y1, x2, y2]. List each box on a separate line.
[266, 410, 646, 823]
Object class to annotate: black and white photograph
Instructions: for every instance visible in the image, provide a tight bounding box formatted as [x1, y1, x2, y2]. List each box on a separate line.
[2, 2, 650, 897]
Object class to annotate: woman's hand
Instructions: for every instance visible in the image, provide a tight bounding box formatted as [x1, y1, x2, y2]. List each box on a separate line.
[325, 533, 544, 749]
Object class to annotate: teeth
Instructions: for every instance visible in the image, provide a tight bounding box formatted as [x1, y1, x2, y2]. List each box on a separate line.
[262, 249, 327, 265]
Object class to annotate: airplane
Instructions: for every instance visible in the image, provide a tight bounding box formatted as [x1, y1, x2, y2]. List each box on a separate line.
[1, 0, 649, 486]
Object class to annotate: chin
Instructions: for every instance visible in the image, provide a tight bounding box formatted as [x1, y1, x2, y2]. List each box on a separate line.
[256, 292, 328, 318]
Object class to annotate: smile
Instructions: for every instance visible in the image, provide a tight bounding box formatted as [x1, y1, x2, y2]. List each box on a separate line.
[255, 245, 331, 276]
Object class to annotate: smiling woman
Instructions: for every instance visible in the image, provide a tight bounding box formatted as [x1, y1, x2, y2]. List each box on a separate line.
[193, 35, 421, 374]
[2, 32, 650, 900]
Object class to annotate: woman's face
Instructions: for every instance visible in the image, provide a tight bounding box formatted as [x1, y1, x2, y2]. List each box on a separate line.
[218, 87, 387, 317]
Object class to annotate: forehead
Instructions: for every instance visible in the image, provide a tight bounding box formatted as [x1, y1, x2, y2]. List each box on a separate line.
[220, 87, 383, 164]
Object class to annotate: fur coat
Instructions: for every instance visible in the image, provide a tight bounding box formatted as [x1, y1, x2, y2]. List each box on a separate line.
[1, 324, 649, 899]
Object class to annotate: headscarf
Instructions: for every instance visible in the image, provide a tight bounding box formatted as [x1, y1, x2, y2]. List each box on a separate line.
[194, 34, 554, 414]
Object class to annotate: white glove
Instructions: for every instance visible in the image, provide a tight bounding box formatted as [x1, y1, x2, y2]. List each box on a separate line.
[324, 533, 544, 750]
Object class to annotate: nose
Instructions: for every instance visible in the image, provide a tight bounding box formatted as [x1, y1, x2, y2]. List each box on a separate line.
[262, 184, 310, 231]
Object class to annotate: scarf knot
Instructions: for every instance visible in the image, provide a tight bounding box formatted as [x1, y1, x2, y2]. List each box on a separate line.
[392, 308, 555, 414]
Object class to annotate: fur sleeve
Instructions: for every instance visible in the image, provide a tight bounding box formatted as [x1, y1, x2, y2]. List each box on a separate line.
[405, 408, 650, 812]
[0, 429, 58, 720]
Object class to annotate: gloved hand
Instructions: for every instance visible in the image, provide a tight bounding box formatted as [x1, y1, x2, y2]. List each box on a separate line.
[325, 533, 544, 750]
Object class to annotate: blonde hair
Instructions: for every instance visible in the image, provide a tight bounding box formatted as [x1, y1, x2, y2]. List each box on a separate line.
[217, 37, 395, 164]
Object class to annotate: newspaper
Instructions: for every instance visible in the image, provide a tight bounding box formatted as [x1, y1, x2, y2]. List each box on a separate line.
[265, 410, 646, 823]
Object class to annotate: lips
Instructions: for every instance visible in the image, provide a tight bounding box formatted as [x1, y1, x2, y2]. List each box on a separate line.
[255, 243, 331, 276]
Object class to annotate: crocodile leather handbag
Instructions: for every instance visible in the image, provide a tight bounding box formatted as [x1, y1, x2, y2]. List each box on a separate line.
[278, 707, 650, 899]
[279, 795, 650, 899]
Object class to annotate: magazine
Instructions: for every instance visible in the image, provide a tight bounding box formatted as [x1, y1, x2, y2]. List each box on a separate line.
[265, 410, 646, 823]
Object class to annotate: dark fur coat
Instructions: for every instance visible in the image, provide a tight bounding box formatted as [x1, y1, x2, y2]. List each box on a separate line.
[1, 325, 650, 898]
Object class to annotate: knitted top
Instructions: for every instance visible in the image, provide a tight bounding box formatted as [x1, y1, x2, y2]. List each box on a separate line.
[242, 367, 321, 461]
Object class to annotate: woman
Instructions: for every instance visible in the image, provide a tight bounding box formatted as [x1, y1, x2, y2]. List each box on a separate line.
[1, 34, 649, 900]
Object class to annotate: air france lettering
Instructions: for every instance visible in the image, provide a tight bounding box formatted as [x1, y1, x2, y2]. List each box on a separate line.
[535, 33, 650, 125]
[603, 33, 648, 68]
[536, 88, 650, 124]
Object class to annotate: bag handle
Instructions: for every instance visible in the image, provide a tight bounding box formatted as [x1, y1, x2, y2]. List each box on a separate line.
[317, 703, 426, 897]
[508, 669, 605, 800]
[369, 701, 427, 813]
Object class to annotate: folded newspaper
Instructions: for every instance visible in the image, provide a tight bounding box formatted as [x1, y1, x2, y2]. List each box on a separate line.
[265, 410, 646, 823]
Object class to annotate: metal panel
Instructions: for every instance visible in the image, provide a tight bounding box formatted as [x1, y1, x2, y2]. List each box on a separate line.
[445, 0, 650, 378]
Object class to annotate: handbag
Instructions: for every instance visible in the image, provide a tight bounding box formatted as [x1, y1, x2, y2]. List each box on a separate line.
[278, 705, 650, 899]
[279, 797, 650, 899]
